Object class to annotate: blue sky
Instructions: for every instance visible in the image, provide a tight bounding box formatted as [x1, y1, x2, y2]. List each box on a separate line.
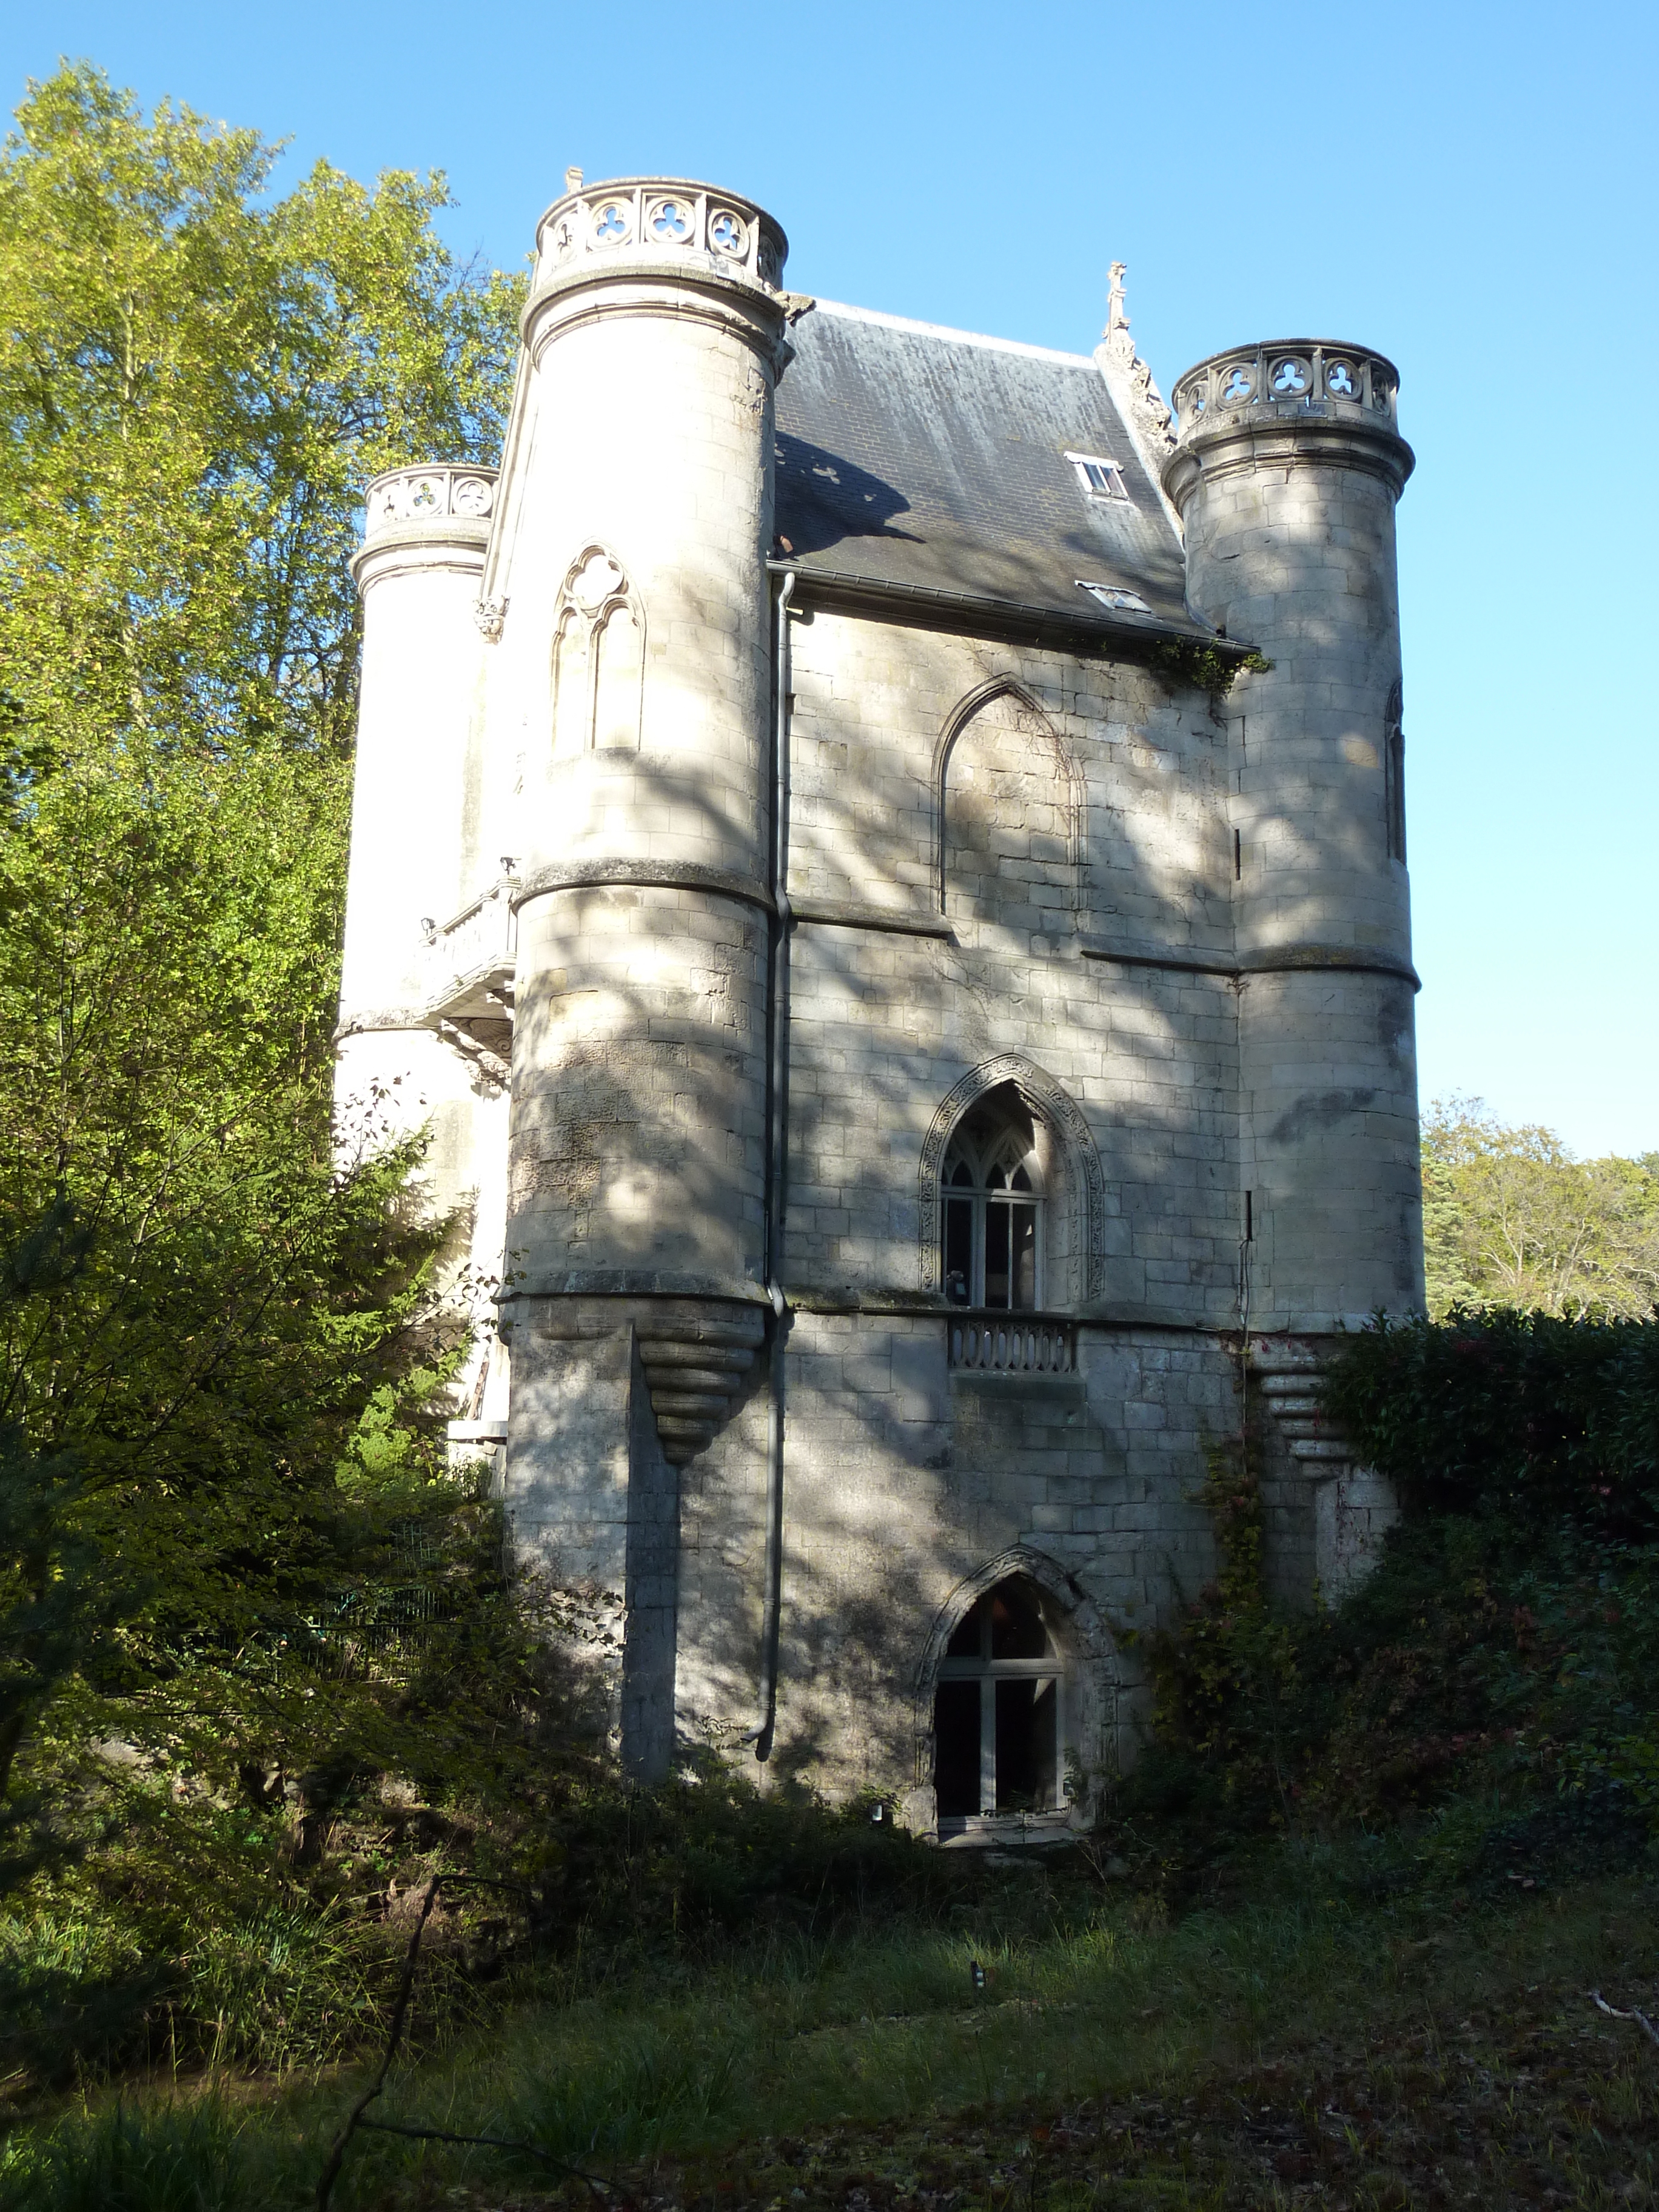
[7, 1, 1657, 1158]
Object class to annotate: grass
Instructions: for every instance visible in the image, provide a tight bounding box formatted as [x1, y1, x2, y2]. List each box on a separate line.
[6, 1845, 1659, 2209]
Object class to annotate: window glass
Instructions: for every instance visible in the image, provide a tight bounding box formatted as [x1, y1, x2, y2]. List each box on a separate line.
[990, 1581, 1047, 1658]
[934, 1578, 1063, 1818]
[984, 1202, 1011, 1307]
[944, 1197, 973, 1307]
[939, 1090, 1045, 1311]
[1011, 1205, 1037, 1308]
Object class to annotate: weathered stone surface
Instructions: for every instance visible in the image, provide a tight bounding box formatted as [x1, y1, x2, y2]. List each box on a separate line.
[335, 193, 1423, 1829]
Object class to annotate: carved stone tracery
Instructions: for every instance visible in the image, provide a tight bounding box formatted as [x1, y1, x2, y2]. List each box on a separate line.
[1171, 343, 1401, 436]
[363, 464, 498, 538]
[552, 544, 646, 756]
[919, 1053, 1106, 1304]
[535, 179, 788, 295]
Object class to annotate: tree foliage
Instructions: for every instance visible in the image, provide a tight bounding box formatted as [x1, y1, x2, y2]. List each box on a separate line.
[1423, 1097, 1659, 1319]
[0, 61, 533, 1956]
[1324, 1307, 1659, 1538]
[0, 61, 518, 786]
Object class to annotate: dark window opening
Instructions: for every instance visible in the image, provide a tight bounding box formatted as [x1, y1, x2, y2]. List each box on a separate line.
[940, 1094, 1044, 1310]
[1384, 680, 1407, 863]
[934, 1577, 1064, 1818]
[996, 1679, 1058, 1811]
[933, 1681, 980, 1817]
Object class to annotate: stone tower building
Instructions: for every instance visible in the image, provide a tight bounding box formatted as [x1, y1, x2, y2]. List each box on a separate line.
[337, 175, 1422, 1835]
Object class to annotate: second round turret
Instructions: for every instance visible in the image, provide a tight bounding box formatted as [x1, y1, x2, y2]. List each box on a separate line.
[1163, 343, 1423, 1329]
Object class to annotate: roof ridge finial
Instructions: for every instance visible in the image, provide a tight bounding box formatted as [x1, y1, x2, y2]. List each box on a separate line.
[1105, 260, 1130, 343]
[1094, 261, 1179, 513]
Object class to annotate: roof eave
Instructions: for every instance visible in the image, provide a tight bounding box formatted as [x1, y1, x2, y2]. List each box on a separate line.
[767, 560, 1252, 662]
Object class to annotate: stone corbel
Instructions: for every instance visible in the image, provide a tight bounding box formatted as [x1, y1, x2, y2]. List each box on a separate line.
[436, 1016, 509, 1091]
[637, 1305, 766, 1465]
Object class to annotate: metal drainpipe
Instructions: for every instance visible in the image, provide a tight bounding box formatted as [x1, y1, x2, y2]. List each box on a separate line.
[745, 568, 796, 1760]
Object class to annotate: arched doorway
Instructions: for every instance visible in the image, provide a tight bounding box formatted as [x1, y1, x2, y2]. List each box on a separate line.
[933, 1575, 1065, 1820]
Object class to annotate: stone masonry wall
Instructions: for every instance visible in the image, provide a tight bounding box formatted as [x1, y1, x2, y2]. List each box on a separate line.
[671, 609, 1259, 1817]
[782, 611, 1247, 1326]
[675, 1310, 1236, 1815]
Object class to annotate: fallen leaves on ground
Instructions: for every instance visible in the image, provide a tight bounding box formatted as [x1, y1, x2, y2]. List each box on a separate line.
[444, 1983, 1659, 2210]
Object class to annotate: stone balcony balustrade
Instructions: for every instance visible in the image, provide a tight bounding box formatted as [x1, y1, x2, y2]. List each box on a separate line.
[415, 878, 517, 1087]
[422, 876, 516, 990]
[948, 1314, 1076, 1376]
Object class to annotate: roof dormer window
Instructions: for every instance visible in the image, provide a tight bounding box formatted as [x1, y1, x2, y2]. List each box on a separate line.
[1064, 451, 1128, 501]
[1076, 580, 1150, 615]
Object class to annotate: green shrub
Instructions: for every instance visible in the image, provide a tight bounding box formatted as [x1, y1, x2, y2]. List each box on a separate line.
[1104, 1319, 1659, 1882]
[1324, 1309, 1659, 1537]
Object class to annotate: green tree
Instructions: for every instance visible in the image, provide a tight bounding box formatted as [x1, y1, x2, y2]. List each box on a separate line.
[0, 60, 519, 786]
[0, 63, 526, 1868]
[1421, 1098, 1659, 1319]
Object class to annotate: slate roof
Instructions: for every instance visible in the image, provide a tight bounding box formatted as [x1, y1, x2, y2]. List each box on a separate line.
[773, 300, 1202, 638]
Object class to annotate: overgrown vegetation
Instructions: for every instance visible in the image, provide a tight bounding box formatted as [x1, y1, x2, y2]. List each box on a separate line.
[0, 59, 561, 2099]
[1145, 637, 1272, 696]
[1093, 1307, 1659, 1895]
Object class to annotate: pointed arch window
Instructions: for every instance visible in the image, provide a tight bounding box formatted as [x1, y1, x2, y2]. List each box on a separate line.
[942, 1101, 1043, 1310]
[934, 1578, 1065, 1818]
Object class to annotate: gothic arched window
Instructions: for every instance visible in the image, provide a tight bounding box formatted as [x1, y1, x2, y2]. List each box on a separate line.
[934, 1577, 1065, 1819]
[941, 1098, 1044, 1310]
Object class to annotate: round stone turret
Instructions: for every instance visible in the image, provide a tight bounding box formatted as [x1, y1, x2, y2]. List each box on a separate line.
[489, 175, 793, 1776]
[1162, 342, 1422, 1333]
[336, 461, 500, 1231]
[494, 176, 789, 1296]
[340, 461, 498, 1027]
